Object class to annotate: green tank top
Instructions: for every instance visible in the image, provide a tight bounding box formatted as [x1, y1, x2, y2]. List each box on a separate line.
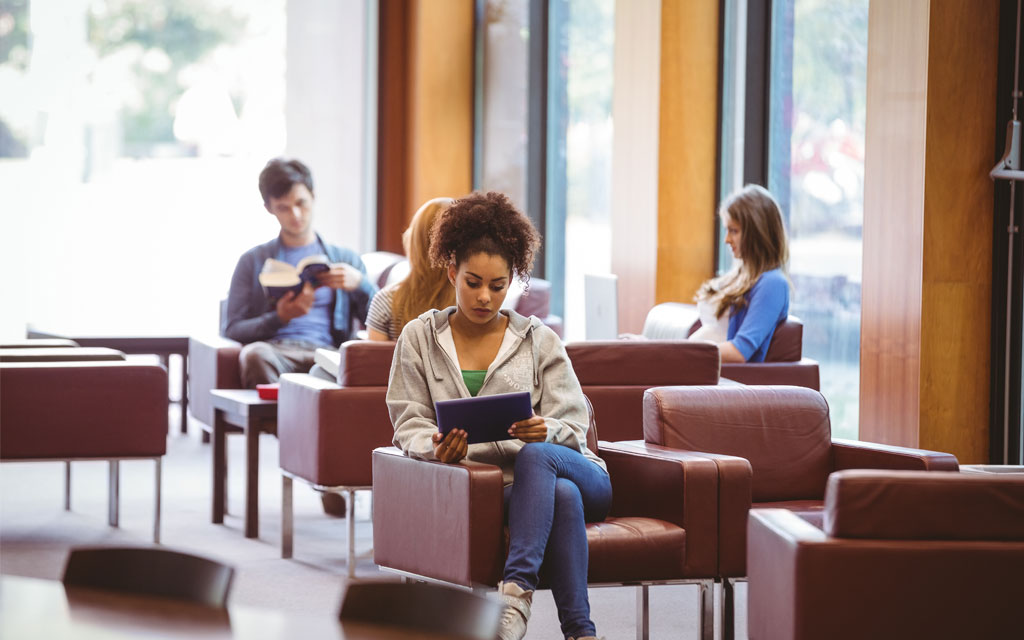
[461, 370, 487, 397]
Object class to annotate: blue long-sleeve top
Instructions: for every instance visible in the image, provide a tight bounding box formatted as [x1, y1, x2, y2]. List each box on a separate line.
[726, 268, 790, 362]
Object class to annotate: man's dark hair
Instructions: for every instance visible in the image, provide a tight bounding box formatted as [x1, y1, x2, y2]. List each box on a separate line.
[258, 158, 314, 206]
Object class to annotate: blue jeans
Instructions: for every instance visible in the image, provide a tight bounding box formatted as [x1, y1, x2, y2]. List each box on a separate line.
[503, 443, 612, 639]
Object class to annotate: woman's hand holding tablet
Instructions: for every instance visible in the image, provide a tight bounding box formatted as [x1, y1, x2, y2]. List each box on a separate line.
[508, 416, 547, 443]
[432, 428, 468, 463]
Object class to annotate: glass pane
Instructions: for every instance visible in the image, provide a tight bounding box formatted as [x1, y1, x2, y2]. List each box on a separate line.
[476, 0, 529, 212]
[0, 0, 286, 337]
[768, 0, 869, 440]
[547, 0, 614, 339]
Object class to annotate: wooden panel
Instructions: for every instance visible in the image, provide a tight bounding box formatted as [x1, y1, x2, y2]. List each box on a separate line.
[611, 0, 663, 334]
[861, 0, 998, 464]
[656, 0, 719, 305]
[376, 0, 474, 254]
[860, 0, 930, 447]
[376, 0, 412, 253]
[408, 0, 474, 212]
[918, 0, 998, 462]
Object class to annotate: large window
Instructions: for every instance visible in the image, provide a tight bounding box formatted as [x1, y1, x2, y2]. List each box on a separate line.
[0, 0, 287, 338]
[545, 0, 614, 339]
[721, 0, 867, 439]
[474, 0, 614, 339]
[767, 0, 868, 439]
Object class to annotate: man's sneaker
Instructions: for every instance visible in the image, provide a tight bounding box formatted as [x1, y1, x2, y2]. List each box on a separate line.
[495, 581, 532, 640]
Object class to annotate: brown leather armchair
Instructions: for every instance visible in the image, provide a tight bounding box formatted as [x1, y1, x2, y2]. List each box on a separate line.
[0, 361, 168, 542]
[747, 469, 1024, 640]
[564, 339, 720, 442]
[641, 384, 959, 638]
[371, 403, 748, 640]
[276, 340, 397, 576]
[641, 302, 820, 389]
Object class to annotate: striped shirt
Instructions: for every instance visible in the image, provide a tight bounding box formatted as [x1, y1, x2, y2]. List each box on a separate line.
[366, 283, 403, 341]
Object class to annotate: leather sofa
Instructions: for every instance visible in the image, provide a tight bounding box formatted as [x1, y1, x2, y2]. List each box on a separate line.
[371, 401, 746, 640]
[642, 302, 820, 389]
[564, 339, 720, 442]
[276, 340, 398, 575]
[0, 360, 168, 542]
[747, 469, 1024, 640]
[640, 384, 959, 638]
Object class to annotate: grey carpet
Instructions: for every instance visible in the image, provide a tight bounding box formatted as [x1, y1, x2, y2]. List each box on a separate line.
[0, 404, 747, 639]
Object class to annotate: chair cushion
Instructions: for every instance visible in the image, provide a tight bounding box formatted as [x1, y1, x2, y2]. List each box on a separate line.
[644, 385, 833, 502]
[753, 500, 825, 530]
[583, 517, 687, 584]
[824, 469, 1024, 541]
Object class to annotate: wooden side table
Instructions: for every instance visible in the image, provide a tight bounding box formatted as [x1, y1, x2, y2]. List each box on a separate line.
[210, 389, 277, 538]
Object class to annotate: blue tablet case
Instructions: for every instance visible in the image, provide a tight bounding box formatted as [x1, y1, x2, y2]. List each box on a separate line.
[434, 391, 533, 445]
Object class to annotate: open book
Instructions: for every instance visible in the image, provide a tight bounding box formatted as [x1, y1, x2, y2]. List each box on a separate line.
[258, 255, 333, 300]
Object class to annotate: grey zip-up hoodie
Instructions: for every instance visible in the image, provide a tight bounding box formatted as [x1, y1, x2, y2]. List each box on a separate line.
[386, 307, 607, 485]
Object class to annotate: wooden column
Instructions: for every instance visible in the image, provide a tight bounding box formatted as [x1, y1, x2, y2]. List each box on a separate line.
[657, 0, 720, 305]
[860, 0, 998, 463]
[377, 0, 474, 254]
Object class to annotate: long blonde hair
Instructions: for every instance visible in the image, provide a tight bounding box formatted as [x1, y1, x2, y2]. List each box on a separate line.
[392, 197, 457, 331]
[698, 184, 790, 318]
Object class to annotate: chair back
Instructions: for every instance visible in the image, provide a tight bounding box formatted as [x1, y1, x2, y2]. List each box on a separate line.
[566, 339, 720, 441]
[63, 547, 234, 608]
[583, 394, 598, 451]
[339, 580, 502, 640]
[824, 469, 1024, 541]
[361, 251, 407, 289]
[644, 385, 833, 502]
[763, 316, 803, 362]
[337, 340, 397, 387]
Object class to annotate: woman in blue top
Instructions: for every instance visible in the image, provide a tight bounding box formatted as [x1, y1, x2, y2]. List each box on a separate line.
[695, 184, 791, 363]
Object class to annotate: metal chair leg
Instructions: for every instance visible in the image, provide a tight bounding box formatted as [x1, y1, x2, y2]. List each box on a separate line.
[64, 461, 71, 510]
[282, 475, 293, 558]
[107, 460, 119, 527]
[722, 577, 735, 640]
[699, 579, 714, 640]
[346, 488, 356, 579]
[154, 458, 162, 544]
[635, 584, 650, 640]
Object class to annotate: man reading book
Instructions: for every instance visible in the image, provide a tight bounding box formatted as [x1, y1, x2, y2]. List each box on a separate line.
[225, 157, 379, 388]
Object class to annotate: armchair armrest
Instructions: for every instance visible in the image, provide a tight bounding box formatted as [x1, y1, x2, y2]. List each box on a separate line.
[278, 373, 394, 487]
[831, 438, 959, 472]
[599, 440, 752, 577]
[372, 447, 506, 587]
[188, 335, 242, 427]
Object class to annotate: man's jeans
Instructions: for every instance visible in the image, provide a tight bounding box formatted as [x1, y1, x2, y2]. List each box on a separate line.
[503, 442, 612, 639]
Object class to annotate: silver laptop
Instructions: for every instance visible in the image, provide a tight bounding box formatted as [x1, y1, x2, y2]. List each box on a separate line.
[584, 273, 619, 340]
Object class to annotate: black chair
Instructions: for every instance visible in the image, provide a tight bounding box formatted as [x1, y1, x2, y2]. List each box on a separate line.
[339, 579, 502, 640]
[62, 547, 235, 608]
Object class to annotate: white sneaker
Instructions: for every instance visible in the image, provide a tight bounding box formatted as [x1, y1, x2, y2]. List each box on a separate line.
[495, 581, 533, 640]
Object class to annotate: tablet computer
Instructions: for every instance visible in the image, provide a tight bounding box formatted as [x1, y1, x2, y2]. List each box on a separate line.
[434, 391, 533, 445]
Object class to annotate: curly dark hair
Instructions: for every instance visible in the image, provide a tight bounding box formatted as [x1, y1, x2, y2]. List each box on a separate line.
[429, 191, 541, 285]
